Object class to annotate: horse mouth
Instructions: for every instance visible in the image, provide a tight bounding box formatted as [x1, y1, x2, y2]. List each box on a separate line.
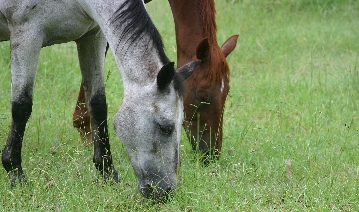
[138, 183, 175, 200]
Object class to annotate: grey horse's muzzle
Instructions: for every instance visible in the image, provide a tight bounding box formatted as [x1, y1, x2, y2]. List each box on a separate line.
[138, 176, 178, 200]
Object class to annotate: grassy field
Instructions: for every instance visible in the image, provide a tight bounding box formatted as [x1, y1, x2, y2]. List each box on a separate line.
[1, 0, 359, 211]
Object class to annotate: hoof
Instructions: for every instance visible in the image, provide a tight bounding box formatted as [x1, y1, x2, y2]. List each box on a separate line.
[9, 169, 27, 187]
[77, 130, 92, 146]
[110, 168, 119, 183]
[101, 165, 120, 183]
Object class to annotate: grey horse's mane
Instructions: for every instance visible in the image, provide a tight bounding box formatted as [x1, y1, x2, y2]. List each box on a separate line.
[110, 0, 185, 96]
[110, 0, 169, 64]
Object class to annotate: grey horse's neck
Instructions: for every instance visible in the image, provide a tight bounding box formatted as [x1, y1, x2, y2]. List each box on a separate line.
[86, 0, 169, 87]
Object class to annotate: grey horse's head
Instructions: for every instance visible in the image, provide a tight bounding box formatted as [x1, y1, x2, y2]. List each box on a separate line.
[114, 60, 200, 199]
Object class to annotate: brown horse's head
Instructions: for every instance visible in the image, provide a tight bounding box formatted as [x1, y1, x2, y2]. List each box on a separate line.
[183, 35, 238, 163]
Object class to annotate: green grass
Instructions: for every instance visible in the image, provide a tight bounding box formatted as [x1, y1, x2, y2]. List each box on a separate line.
[1, 0, 359, 211]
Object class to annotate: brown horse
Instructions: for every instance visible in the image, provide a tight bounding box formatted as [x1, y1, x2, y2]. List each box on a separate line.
[72, 0, 238, 162]
[168, 0, 238, 162]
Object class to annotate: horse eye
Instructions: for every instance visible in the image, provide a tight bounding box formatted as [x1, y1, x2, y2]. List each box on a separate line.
[196, 91, 209, 103]
[159, 124, 173, 135]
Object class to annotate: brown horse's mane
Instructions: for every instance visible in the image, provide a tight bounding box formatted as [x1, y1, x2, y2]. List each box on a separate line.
[198, 0, 230, 83]
[199, 0, 217, 44]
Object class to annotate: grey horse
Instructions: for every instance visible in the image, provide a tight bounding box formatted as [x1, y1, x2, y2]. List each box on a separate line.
[0, 0, 199, 199]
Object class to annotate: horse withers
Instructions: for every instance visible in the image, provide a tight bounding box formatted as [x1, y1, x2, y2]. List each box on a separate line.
[0, 0, 199, 199]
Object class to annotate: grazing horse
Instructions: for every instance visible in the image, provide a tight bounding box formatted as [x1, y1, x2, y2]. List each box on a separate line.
[168, 0, 238, 162]
[0, 0, 199, 199]
[72, 0, 238, 162]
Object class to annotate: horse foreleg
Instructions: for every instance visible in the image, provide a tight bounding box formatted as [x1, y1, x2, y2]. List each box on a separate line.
[2, 29, 42, 186]
[76, 27, 118, 182]
[73, 82, 92, 145]
[2, 91, 32, 186]
[72, 43, 110, 145]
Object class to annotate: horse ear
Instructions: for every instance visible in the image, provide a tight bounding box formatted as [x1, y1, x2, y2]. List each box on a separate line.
[221, 34, 239, 58]
[175, 60, 201, 80]
[157, 62, 175, 91]
[196, 38, 210, 60]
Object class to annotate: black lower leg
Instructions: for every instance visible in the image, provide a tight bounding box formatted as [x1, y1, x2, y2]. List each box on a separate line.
[2, 93, 32, 186]
[90, 91, 118, 182]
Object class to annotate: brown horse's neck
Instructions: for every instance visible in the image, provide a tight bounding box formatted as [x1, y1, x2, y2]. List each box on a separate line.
[169, 0, 218, 67]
